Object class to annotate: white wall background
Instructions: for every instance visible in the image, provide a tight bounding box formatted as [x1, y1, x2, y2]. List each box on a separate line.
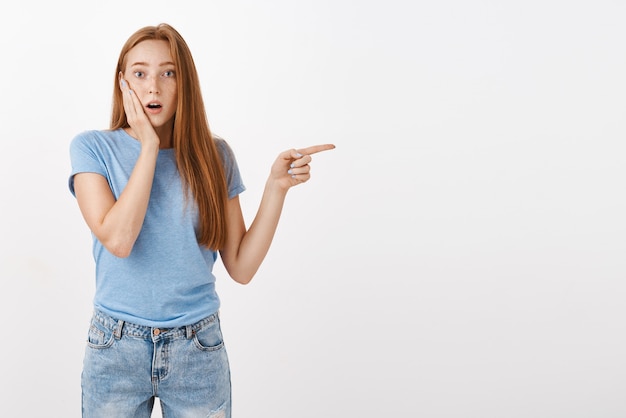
[1, 1, 625, 417]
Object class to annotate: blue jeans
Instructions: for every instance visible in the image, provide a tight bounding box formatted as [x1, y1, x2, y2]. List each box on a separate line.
[81, 310, 231, 418]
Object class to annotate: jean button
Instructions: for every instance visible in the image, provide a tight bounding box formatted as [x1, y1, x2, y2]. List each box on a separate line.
[153, 328, 161, 336]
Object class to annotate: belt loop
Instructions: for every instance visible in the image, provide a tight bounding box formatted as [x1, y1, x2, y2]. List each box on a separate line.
[114, 319, 124, 339]
[185, 325, 193, 339]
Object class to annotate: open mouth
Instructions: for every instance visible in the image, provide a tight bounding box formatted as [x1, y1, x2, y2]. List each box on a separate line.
[147, 103, 162, 109]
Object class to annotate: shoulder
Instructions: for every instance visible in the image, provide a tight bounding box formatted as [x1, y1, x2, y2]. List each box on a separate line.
[212, 134, 237, 161]
[212, 134, 246, 195]
[71, 129, 121, 149]
[70, 129, 135, 155]
[70, 130, 102, 157]
[212, 134, 230, 151]
[71, 129, 98, 145]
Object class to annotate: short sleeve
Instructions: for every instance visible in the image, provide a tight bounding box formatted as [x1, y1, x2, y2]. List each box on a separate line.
[214, 136, 246, 199]
[68, 131, 108, 197]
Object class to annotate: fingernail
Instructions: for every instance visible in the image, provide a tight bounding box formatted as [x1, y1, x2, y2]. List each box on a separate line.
[290, 163, 295, 168]
[287, 169, 293, 175]
[291, 174, 296, 179]
[295, 152, 303, 157]
[129, 89, 134, 94]
[121, 79, 127, 87]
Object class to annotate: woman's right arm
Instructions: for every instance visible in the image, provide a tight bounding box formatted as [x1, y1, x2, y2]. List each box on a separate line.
[73, 78, 160, 258]
[73, 142, 158, 258]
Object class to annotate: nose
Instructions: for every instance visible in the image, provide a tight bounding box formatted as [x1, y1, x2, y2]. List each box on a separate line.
[148, 76, 160, 94]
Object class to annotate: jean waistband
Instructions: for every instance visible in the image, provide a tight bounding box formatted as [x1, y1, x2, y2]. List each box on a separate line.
[91, 309, 219, 340]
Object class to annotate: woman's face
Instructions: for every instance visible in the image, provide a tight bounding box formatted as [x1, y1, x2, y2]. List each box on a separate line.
[122, 39, 178, 129]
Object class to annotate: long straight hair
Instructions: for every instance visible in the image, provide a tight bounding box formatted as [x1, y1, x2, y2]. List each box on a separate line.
[110, 23, 228, 250]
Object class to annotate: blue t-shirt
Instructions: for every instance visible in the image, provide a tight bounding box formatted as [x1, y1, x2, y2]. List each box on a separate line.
[68, 129, 245, 327]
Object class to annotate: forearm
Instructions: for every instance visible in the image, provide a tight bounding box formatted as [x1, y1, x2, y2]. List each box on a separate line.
[228, 180, 287, 283]
[98, 144, 159, 256]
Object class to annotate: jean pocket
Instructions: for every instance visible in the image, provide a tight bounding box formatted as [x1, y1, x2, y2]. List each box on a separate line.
[86, 321, 115, 349]
[193, 320, 225, 352]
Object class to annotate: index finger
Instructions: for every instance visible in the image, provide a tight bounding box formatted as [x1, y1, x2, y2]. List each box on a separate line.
[297, 144, 336, 156]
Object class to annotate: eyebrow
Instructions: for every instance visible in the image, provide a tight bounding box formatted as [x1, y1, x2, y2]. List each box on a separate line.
[129, 61, 175, 67]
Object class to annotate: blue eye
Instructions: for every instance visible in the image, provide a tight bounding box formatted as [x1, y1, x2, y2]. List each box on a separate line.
[163, 70, 175, 77]
[134, 71, 144, 78]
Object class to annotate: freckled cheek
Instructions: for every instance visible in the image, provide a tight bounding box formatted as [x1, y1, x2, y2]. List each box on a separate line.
[125, 78, 144, 92]
[167, 88, 179, 108]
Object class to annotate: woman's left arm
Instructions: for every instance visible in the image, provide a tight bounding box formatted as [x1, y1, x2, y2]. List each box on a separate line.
[219, 144, 335, 284]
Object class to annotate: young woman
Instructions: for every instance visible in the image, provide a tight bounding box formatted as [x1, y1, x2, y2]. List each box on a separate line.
[68, 23, 334, 418]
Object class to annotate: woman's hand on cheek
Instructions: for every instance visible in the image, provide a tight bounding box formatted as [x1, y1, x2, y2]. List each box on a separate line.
[118, 73, 159, 147]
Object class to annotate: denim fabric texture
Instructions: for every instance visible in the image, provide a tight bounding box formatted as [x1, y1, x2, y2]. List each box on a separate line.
[81, 310, 231, 418]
